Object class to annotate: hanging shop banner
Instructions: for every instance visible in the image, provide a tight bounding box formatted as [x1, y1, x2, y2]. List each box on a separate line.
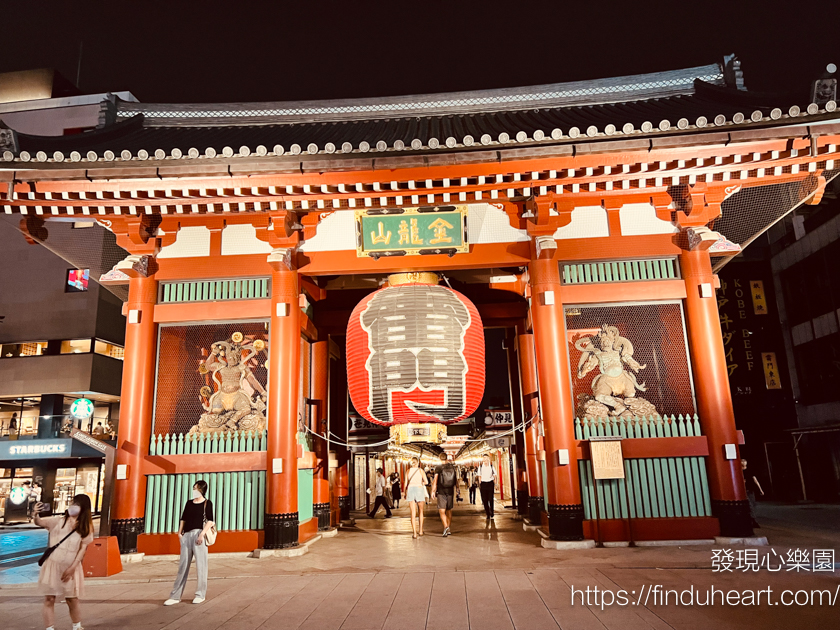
[589, 437, 625, 480]
[483, 409, 513, 429]
[762, 352, 782, 389]
[356, 207, 468, 257]
[750, 280, 768, 315]
[347, 280, 485, 425]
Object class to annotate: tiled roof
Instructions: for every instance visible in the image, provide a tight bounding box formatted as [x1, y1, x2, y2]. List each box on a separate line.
[3, 60, 837, 165]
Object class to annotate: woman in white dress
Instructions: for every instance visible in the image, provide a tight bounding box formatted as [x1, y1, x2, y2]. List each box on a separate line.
[34, 494, 95, 630]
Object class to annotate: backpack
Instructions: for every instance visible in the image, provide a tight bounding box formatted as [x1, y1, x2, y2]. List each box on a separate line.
[439, 463, 457, 490]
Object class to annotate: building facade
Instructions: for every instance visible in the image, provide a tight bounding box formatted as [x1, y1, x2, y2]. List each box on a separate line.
[1, 57, 838, 552]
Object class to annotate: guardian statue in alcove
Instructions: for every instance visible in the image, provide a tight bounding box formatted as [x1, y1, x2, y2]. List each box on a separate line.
[574, 324, 658, 418]
[191, 332, 268, 434]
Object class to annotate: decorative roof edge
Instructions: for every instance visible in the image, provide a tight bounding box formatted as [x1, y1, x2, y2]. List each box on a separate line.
[3, 102, 837, 166]
[112, 63, 726, 127]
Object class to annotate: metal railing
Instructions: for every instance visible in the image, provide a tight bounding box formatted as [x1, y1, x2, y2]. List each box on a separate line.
[149, 430, 267, 455]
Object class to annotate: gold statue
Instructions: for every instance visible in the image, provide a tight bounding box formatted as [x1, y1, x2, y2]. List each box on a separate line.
[192, 334, 268, 434]
[574, 324, 657, 418]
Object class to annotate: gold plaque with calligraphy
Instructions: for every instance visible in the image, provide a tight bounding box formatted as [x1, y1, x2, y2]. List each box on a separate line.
[590, 438, 625, 480]
[356, 207, 468, 257]
[750, 280, 768, 315]
[762, 352, 782, 390]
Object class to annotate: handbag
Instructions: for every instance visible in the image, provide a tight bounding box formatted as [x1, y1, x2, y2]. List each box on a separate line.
[202, 501, 217, 546]
[38, 530, 75, 566]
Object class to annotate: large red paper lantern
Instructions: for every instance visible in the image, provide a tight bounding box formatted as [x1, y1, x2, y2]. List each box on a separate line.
[347, 276, 485, 426]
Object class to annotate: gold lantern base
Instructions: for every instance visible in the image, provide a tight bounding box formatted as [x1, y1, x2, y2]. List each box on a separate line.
[388, 272, 439, 286]
[391, 423, 447, 445]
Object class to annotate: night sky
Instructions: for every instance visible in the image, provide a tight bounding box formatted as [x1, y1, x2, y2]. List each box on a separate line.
[1, 1, 836, 104]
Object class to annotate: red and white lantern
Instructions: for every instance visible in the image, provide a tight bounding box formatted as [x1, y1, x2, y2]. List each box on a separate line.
[347, 274, 485, 426]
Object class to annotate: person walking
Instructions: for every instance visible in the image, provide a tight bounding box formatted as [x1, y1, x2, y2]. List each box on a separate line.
[468, 467, 479, 505]
[164, 480, 215, 606]
[431, 453, 460, 537]
[478, 453, 497, 519]
[391, 472, 402, 509]
[741, 459, 765, 528]
[368, 468, 393, 518]
[404, 457, 428, 538]
[34, 494, 94, 630]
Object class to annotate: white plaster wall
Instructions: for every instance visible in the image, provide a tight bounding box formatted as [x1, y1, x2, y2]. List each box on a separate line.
[619, 202, 679, 236]
[554, 206, 610, 239]
[221, 223, 272, 255]
[157, 226, 211, 258]
[467, 203, 529, 243]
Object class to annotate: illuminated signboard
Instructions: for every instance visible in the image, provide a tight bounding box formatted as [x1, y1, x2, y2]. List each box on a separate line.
[70, 398, 94, 420]
[356, 207, 468, 257]
[7, 442, 68, 456]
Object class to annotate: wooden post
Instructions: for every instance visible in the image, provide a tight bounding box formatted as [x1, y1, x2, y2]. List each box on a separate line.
[264, 260, 301, 549]
[517, 329, 545, 524]
[310, 340, 332, 530]
[680, 249, 753, 537]
[111, 275, 157, 554]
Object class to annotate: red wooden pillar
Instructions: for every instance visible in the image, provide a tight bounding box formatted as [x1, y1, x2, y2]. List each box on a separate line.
[681, 250, 753, 537]
[517, 329, 545, 524]
[310, 341, 332, 530]
[265, 265, 301, 548]
[529, 253, 584, 540]
[506, 330, 529, 516]
[328, 336, 351, 521]
[112, 275, 158, 553]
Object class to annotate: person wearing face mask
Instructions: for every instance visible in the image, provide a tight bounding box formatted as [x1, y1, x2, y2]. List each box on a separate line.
[34, 494, 94, 630]
[164, 480, 215, 606]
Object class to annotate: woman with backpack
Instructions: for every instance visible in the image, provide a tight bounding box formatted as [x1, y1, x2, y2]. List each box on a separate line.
[34, 494, 94, 630]
[405, 457, 429, 538]
[478, 453, 497, 519]
[164, 479, 216, 606]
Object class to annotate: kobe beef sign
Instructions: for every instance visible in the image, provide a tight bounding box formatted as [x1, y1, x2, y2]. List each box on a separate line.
[356, 206, 468, 257]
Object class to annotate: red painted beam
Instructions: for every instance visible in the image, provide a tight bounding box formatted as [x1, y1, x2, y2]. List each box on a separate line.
[576, 436, 709, 460]
[141, 451, 266, 475]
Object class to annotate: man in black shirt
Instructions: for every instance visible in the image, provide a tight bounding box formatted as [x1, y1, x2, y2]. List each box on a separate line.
[431, 453, 460, 537]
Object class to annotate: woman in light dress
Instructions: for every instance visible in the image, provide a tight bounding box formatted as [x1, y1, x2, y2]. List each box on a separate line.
[405, 457, 429, 538]
[34, 494, 95, 630]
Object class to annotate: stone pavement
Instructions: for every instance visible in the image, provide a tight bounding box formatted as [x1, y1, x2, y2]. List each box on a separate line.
[2, 501, 839, 629]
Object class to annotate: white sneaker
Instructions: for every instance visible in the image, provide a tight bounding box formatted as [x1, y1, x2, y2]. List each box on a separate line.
[193, 596, 205, 604]
[164, 599, 180, 606]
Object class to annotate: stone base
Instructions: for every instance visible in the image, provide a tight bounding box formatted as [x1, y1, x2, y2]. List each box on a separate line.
[252, 533, 323, 558]
[603, 541, 631, 548]
[522, 519, 540, 532]
[634, 539, 715, 547]
[714, 536, 769, 546]
[320, 527, 339, 538]
[512, 514, 524, 521]
[340, 518, 356, 527]
[540, 537, 597, 550]
[120, 552, 145, 563]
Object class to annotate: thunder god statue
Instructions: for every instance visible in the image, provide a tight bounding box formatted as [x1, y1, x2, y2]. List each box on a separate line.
[573, 324, 658, 419]
[191, 332, 268, 434]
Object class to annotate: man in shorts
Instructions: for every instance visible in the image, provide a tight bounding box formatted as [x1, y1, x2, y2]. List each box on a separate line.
[432, 453, 460, 536]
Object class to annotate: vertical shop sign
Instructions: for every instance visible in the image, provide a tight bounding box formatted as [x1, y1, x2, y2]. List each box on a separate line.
[762, 352, 782, 390]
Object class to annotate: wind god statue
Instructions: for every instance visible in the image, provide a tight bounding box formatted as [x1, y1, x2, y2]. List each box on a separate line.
[191, 332, 268, 434]
[573, 324, 658, 418]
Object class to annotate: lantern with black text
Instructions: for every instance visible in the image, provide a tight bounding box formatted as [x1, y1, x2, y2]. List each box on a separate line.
[347, 273, 485, 426]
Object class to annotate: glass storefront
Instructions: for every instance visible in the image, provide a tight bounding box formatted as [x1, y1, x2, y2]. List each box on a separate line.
[0, 397, 41, 438]
[0, 467, 34, 520]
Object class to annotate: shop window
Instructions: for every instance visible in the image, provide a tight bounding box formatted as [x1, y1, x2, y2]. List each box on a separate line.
[94, 340, 124, 360]
[0, 397, 41, 438]
[66, 269, 90, 292]
[0, 341, 48, 358]
[60, 339, 92, 354]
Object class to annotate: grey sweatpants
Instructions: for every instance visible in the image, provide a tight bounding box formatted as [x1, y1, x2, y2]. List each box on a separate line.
[169, 529, 208, 600]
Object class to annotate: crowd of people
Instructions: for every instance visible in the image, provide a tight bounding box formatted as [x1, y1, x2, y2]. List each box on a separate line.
[368, 452, 499, 537]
